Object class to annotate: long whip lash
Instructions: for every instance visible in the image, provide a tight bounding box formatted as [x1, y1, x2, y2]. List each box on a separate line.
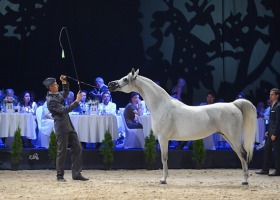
[59, 27, 96, 89]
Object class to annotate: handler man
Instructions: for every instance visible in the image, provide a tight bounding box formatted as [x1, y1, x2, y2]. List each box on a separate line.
[256, 88, 280, 176]
[43, 75, 89, 182]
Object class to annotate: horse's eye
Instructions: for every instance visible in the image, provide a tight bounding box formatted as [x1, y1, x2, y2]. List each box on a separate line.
[123, 78, 128, 82]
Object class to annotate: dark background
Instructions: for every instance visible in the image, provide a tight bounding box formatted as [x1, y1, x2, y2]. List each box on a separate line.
[1, 0, 280, 107]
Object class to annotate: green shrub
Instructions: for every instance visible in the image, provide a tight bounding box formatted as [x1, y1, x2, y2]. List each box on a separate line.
[48, 131, 57, 165]
[144, 130, 157, 166]
[100, 129, 114, 168]
[11, 126, 23, 164]
[192, 139, 206, 169]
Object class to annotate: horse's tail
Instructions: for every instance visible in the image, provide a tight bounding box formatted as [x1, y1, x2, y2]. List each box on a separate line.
[233, 99, 257, 163]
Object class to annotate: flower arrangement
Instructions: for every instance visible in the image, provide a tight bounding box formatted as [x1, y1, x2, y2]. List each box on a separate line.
[87, 99, 99, 106]
[3, 96, 17, 104]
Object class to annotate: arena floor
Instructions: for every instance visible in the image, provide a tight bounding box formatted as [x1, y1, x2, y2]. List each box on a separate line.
[0, 169, 279, 200]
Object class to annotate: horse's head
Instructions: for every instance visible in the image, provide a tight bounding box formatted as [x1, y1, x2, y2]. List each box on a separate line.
[108, 68, 139, 93]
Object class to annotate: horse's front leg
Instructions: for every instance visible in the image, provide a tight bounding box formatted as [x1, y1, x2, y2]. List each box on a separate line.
[158, 136, 169, 184]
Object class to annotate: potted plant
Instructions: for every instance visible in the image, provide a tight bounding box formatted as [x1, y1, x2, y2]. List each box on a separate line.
[100, 129, 114, 170]
[144, 130, 157, 170]
[48, 131, 57, 169]
[10, 126, 23, 171]
[192, 139, 206, 169]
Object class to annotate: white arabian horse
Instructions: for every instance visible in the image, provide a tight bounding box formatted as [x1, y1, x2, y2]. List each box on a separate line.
[108, 69, 256, 185]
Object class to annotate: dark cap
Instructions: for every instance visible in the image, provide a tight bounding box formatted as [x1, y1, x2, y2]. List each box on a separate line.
[43, 77, 56, 87]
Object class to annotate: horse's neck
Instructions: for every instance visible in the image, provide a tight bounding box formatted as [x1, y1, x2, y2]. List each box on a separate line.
[134, 76, 171, 113]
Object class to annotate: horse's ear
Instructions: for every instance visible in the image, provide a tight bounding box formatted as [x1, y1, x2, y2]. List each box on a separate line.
[131, 68, 135, 75]
[135, 69, 139, 76]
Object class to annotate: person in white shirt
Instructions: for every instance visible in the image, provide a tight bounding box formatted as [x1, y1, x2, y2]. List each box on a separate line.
[41, 101, 54, 138]
[98, 91, 116, 115]
[264, 99, 272, 128]
[78, 90, 89, 114]
[18, 91, 37, 148]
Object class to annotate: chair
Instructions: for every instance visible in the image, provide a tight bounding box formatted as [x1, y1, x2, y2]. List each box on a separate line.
[121, 112, 145, 149]
[36, 106, 50, 148]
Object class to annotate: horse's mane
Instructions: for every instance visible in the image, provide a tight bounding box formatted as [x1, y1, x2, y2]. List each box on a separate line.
[137, 75, 171, 100]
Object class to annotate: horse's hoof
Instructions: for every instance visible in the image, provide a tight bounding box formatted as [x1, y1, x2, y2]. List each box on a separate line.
[242, 182, 248, 185]
[159, 180, 167, 184]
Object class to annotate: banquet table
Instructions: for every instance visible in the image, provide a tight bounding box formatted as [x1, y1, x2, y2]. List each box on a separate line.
[0, 113, 37, 140]
[69, 114, 119, 143]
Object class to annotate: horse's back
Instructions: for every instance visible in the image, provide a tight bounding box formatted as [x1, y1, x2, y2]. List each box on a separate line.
[153, 100, 243, 140]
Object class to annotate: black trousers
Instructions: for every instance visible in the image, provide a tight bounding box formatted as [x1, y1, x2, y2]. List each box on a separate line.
[56, 131, 83, 178]
[262, 136, 280, 172]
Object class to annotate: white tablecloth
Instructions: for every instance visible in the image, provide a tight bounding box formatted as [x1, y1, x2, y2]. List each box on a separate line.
[0, 113, 37, 139]
[138, 115, 152, 138]
[116, 115, 125, 135]
[255, 117, 266, 143]
[69, 114, 119, 143]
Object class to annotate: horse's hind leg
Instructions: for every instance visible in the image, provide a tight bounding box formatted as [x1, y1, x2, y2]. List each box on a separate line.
[225, 138, 249, 185]
[158, 136, 169, 184]
[235, 145, 249, 185]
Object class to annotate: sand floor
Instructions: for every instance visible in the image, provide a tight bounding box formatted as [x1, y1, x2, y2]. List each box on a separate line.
[0, 169, 279, 200]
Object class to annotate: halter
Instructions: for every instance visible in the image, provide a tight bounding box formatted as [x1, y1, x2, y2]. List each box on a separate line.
[117, 74, 137, 88]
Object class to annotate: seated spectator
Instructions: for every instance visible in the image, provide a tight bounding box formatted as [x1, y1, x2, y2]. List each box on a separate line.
[65, 91, 81, 113]
[200, 90, 216, 106]
[89, 77, 108, 102]
[0, 89, 3, 112]
[41, 100, 54, 138]
[199, 91, 218, 150]
[1, 89, 18, 146]
[236, 92, 245, 99]
[65, 91, 75, 106]
[0, 89, 4, 102]
[78, 90, 89, 114]
[18, 91, 38, 148]
[123, 92, 143, 129]
[170, 78, 186, 102]
[256, 101, 266, 118]
[98, 91, 116, 115]
[19, 91, 38, 115]
[3, 88, 18, 107]
[170, 78, 187, 149]
[256, 99, 272, 150]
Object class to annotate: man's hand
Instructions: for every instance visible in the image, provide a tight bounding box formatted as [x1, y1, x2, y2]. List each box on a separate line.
[271, 135, 276, 141]
[60, 75, 67, 84]
[265, 132, 269, 137]
[75, 91, 82, 102]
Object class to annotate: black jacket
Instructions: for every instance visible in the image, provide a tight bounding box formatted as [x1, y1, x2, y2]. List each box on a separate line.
[268, 101, 280, 137]
[46, 83, 78, 135]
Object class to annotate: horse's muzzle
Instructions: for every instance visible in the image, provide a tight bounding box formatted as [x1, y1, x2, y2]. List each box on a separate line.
[108, 81, 119, 92]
